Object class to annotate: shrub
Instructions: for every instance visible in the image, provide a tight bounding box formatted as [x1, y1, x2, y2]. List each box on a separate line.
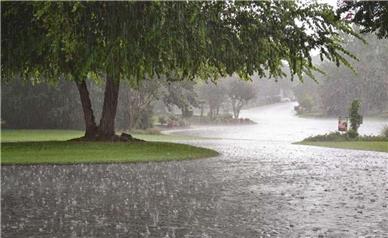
[302, 132, 346, 142]
[158, 116, 167, 125]
[346, 129, 358, 139]
[168, 114, 178, 121]
[302, 131, 388, 142]
[299, 95, 314, 112]
[349, 100, 363, 133]
[178, 119, 188, 127]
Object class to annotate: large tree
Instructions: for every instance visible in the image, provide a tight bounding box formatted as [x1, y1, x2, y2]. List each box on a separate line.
[2, 1, 357, 141]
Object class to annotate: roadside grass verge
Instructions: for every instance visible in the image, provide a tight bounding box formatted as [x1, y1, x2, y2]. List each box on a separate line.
[297, 141, 388, 153]
[297, 131, 388, 153]
[1, 129, 219, 165]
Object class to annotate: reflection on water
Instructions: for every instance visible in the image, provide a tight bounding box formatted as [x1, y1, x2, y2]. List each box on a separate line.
[2, 102, 388, 237]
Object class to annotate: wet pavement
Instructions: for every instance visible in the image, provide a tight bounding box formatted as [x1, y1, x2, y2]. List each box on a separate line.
[2, 103, 388, 237]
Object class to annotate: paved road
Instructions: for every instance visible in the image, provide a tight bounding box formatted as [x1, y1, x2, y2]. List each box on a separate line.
[2, 103, 388, 237]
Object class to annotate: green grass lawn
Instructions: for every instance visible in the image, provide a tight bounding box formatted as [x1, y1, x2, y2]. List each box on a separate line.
[1, 129, 219, 165]
[298, 141, 388, 153]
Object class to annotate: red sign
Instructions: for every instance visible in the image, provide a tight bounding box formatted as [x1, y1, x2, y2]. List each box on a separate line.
[338, 117, 348, 132]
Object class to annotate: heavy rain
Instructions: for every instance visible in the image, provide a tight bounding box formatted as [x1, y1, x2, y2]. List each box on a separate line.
[1, 1, 388, 237]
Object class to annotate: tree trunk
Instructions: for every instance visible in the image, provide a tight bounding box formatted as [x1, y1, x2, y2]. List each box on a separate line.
[182, 107, 189, 118]
[126, 89, 133, 131]
[234, 109, 240, 119]
[209, 107, 214, 119]
[128, 105, 138, 130]
[231, 99, 238, 119]
[75, 80, 98, 139]
[98, 73, 120, 140]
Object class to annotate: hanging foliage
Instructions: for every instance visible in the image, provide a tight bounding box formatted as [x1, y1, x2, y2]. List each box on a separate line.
[1, 1, 359, 140]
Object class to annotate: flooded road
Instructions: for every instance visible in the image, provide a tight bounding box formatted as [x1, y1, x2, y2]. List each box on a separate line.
[2, 102, 388, 237]
[172, 102, 387, 142]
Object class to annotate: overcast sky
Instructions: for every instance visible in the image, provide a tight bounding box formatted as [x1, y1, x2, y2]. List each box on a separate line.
[324, 0, 338, 8]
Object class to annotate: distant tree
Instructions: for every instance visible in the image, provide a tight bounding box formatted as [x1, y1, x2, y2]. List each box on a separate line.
[299, 95, 314, 113]
[158, 115, 167, 126]
[1, 79, 83, 129]
[120, 80, 160, 130]
[293, 80, 319, 112]
[198, 82, 226, 119]
[294, 33, 388, 116]
[338, 1, 388, 38]
[382, 126, 388, 138]
[162, 80, 199, 118]
[2, 1, 359, 140]
[349, 100, 363, 133]
[224, 78, 257, 119]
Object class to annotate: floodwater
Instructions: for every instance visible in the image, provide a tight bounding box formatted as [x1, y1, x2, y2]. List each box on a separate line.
[2, 102, 388, 237]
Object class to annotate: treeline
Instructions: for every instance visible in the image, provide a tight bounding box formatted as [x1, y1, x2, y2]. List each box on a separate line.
[2, 79, 83, 129]
[2, 76, 288, 130]
[293, 33, 388, 117]
[2, 78, 176, 130]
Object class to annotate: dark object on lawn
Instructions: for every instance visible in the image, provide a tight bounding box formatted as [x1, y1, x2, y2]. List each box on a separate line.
[68, 133, 144, 142]
[120, 133, 145, 143]
[120, 133, 132, 142]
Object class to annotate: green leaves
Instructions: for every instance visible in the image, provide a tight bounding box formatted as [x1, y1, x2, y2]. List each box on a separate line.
[338, 1, 388, 39]
[2, 1, 359, 84]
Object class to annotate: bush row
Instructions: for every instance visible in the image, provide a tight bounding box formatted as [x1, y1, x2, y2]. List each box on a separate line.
[302, 130, 388, 142]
